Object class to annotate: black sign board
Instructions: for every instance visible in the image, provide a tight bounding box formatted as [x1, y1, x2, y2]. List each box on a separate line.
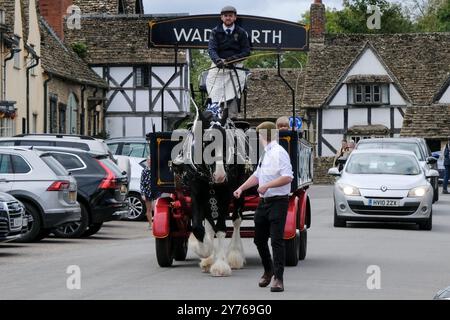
[149, 14, 309, 51]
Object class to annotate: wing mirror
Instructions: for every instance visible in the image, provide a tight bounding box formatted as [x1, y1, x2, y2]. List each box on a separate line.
[426, 156, 437, 165]
[426, 169, 439, 178]
[328, 167, 341, 176]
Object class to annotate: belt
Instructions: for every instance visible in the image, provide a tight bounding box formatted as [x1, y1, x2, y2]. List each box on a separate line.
[260, 195, 289, 203]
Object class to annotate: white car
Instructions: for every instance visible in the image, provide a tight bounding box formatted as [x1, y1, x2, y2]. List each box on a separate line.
[328, 149, 439, 230]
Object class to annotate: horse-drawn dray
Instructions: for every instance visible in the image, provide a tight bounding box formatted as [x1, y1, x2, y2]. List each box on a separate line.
[148, 14, 313, 274]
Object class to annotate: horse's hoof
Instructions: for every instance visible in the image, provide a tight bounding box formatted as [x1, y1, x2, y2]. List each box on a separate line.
[210, 260, 232, 277]
[200, 256, 214, 273]
[227, 250, 245, 269]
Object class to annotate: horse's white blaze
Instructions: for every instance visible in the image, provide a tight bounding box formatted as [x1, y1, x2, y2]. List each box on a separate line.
[227, 218, 245, 269]
[210, 231, 232, 277]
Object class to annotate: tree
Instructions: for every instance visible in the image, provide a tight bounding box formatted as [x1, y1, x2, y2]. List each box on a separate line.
[301, 0, 415, 34]
[410, 0, 450, 31]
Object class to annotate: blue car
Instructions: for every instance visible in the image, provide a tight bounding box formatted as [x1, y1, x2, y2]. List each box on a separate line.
[431, 151, 444, 184]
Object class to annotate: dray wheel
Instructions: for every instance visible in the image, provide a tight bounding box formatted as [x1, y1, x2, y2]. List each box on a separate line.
[285, 230, 300, 266]
[156, 236, 174, 267]
[173, 237, 188, 261]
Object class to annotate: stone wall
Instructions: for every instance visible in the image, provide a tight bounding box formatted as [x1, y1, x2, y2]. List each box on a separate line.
[313, 157, 335, 185]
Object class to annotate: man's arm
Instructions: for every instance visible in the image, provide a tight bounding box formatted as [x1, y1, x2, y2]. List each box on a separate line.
[234, 174, 259, 198]
[208, 29, 222, 63]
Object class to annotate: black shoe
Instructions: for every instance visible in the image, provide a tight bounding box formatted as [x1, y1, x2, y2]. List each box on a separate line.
[270, 278, 284, 292]
[443, 190, 449, 194]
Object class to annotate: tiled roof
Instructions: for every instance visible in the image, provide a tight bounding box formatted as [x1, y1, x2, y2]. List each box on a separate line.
[245, 68, 306, 120]
[39, 17, 107, 88]
[401, 105, 450, 139]
[64, 15, 186, 65]
[302, 33, 450, 108]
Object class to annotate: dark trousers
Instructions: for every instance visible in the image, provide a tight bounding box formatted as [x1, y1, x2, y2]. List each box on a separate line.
[444, 166, 450, 191]
[254, 196, 289, 281]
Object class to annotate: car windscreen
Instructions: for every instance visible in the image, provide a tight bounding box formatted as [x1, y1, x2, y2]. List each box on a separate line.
[357, 142, 424, 161]
[346, 153, 421, 175]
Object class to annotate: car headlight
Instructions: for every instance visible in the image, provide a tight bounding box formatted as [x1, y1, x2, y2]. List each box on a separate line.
[338, 184, 361, 196]
[408, 186, 429, 197]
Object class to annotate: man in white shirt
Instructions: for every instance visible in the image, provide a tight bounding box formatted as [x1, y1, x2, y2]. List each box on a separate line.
[234, 122, 293, 292]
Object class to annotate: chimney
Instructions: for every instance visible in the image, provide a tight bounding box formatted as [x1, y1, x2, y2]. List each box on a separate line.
[39, 0, 73, 39]
[310, 0, 325, 42]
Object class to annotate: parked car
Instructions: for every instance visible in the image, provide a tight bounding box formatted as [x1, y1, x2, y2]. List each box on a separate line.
[33, 147, 129, 237]
[328, 149, 438, 230]
[0, 192, 28, 243]
[355, 138, 439, 203]
[0, 147, 80, 242]
[114, 155, 147, 220]
[0, 134, 112, 158]
[431, 151, 445, 183]
[105, 137, 149, 158]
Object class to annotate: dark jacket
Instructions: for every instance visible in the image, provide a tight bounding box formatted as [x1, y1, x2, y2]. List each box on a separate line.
[208, 24, 251, 63]
[444, 144, 450, 167]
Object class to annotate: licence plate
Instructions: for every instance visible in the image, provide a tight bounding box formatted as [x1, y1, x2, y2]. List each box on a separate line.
[69, 191, 77, 202]
[13, 217, 23, 228]
[120, 185, 128, 194]
[22, 217, 28, 227]
[367, 199, 400, 207]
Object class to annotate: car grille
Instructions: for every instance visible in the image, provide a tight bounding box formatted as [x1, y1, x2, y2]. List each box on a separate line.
[348, 201, 420, 216]
[0, 201, 24, 236]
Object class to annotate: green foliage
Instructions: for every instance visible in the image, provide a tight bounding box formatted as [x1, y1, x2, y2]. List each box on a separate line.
[413, 0, 450, 31]
[189, 49, 211, 110]
[301, 0, 415, 34]
[71, 42, 88, 59]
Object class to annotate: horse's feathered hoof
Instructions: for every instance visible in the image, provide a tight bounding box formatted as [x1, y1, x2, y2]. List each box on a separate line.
[189, 233, 213, 258]
[227, 250, 245, 270]
[210, 259, 232, 277]
[200, 256, 214, 273]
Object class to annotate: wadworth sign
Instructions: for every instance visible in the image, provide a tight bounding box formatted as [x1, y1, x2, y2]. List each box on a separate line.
[149, 14, 309, 51]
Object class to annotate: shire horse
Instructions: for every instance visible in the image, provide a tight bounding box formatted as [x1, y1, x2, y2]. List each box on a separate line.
[172, 101, 253, 276]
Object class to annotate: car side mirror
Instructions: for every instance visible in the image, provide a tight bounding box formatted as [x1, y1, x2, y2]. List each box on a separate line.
[426, 169, 439, 178]
[426, 156, 437, 165]
[328, 167, 341, 176]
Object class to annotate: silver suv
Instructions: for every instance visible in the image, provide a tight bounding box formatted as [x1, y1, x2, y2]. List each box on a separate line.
[0, 147, 81, 242]
[0, 134, 111, 156]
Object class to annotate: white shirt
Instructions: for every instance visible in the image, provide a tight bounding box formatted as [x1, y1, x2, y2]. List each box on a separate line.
[252, 140, 293, 198]
[222, 24, 235, 34]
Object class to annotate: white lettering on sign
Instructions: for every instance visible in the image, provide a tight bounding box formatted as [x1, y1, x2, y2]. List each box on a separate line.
[251, 30, 261, 44]
[173, 28, 283, 45]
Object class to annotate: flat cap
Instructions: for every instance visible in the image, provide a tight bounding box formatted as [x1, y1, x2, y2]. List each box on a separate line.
[221, 5, 237, 14]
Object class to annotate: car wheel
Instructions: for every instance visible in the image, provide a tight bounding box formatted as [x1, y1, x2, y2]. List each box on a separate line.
[419, 210, 432, 231]
[14, 203, 42, 243]
[82, 223, 103, 237]
[126, 193, 147, 221]
[53, 203, 89, 238]
[334, 207, 346, 228]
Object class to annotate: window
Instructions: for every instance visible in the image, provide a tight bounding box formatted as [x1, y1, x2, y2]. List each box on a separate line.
[348, 84, 389, 105]
[118, 0, 126, 14]
[13, 50, 20, 69]
[122, 143, 147, 157]
[107, 143, 120, 155]
[135, 66, 149, 88]
[0, 118, 14, 137]
[0, 154, 13, 174]
[55, 141, 90, 151]
[48, 153, 86, 171]
[11, 155, 31, 174]
[40, 155, 69, 176]
[59, 103, 67, 133]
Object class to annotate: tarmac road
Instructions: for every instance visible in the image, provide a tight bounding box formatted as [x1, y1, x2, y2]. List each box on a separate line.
[1, 185, 450, 300]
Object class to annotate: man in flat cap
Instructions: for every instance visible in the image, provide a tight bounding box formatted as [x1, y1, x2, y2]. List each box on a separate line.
[234, 122, 293, 292]
[206, 6, 251, 120]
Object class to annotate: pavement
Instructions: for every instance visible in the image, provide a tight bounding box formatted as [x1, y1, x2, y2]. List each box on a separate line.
[1, 185, 450, 300]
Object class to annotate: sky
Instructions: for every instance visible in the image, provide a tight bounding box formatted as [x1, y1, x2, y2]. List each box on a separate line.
[143, 0, 345, 22]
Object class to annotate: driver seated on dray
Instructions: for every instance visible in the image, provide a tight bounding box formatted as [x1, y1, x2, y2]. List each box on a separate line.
[206, 5, 251, 121]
